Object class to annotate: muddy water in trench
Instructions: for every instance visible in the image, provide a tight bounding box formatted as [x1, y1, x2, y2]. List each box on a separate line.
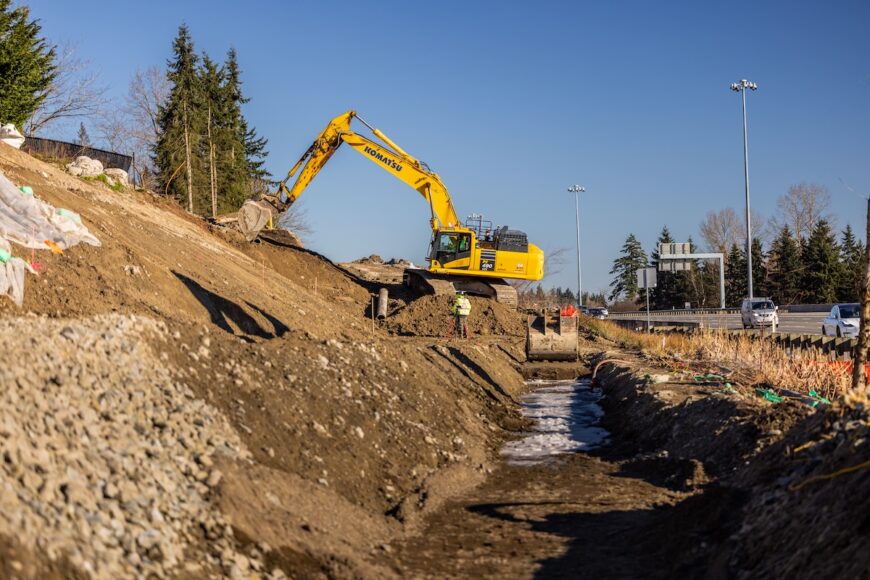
[501, 379, 609, 465]
[389, 380, 686, 579]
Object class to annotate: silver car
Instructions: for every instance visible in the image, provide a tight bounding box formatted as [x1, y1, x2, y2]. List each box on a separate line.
[822, 303, 860, 338]
[741, 298, 778, 329]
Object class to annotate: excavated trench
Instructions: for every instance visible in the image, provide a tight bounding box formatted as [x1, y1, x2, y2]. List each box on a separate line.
[384, 366, 698, 579]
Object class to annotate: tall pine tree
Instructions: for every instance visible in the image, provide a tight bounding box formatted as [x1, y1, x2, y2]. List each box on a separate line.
[678, 237, 704, 308]
[750, 237, 766, 297]
[608, 233, 647, 302]
[155, 27, 270, 216]
[199, 53, 225, 217]
[156, 24, 205, 213]
[223, 48, 269, 204]
[838, 224, 865, 302]
[767, 225, 802, 305]
[802, 219, 841, 303]
[725, 243, 747, 306]
[0, 0, 56, 128]
[649, 226, 683, 309]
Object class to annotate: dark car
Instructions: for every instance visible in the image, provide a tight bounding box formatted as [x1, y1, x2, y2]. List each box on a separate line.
[588, 307, 609, 319]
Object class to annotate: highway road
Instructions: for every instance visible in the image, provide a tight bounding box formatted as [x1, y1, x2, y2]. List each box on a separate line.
[610, 312, 830, 335]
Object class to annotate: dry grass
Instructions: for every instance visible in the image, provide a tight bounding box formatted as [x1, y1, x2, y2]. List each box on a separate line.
[584, 319, 851, 398]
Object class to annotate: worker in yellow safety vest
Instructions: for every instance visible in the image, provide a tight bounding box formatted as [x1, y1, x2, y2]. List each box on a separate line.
[451, 292, 472, 338]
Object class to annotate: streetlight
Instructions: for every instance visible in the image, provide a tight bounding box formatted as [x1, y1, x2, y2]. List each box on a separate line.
[731, 78, 758, 299]
[567, 185, 585, 307]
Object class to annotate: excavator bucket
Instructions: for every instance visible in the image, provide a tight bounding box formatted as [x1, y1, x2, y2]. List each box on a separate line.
[525, 310, 579, 361]
[237, 200, 275, 241]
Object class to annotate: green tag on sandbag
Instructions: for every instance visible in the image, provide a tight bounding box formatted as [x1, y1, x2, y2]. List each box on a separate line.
[0, 249, 10, 263]
[19, 186, 33, 195]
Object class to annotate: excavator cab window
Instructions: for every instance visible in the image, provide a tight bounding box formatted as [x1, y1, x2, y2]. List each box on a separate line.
[433, 232, 471, 265]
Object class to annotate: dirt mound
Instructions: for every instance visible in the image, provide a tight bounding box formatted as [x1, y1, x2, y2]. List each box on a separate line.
[0, 144, 530, 577]
[386, 295, 525, 337]
[594, 360, 869, 578]
[724, 395, 870, 578]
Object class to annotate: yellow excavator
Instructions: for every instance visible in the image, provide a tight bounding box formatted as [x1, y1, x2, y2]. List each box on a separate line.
[238, 111, 544, 307]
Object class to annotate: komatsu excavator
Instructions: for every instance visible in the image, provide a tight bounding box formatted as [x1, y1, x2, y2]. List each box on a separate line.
[238, 111, 544, 307]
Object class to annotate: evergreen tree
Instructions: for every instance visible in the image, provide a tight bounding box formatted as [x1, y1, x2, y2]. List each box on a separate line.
[608, 233, 647, 302]
[802, 219, 841, 303]
[725, 243, 746, 306]
[199, 53, 224, 217]
[838, 224, 865, 302]
[155, 24, 205, 213]
[698, 259, 723, 308]
[649, 226, 681, 309]
[676, 237, 703, 308]
[155, 28, 268, 216]
[76, 121, 90, 147]
[0, 1, 56, 128]
[223, 49, 269, 196]
[767, 225, 802, 305]
[750, 238, 766, 297]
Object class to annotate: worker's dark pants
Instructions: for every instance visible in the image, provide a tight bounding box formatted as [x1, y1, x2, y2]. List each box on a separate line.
[455, 315, 468, 338]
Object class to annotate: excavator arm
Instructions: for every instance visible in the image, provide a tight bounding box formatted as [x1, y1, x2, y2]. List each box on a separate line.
[265, 111, 461, 234]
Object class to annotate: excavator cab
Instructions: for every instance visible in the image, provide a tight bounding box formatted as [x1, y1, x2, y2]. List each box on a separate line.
[431, 231, 473, 266]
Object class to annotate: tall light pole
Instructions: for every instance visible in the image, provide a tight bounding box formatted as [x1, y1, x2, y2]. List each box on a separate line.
[567, 185, 585, 306]
[731, 79, 758, 299]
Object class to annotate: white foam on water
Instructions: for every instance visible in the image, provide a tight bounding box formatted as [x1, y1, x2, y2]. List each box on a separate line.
[501, 379, 609, 465]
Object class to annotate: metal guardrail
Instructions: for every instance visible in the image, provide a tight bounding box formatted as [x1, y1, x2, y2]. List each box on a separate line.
[610, 308, 739, 318]
[610, 303, 838, 318]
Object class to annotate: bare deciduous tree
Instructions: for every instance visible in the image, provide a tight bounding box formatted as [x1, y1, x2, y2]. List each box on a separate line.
[24, 42, 107, 136]
[772, 182, 833, 242]
[699, 207, 769, 255]
[96, 66, 169, 190]
[699, 208, 742, 256]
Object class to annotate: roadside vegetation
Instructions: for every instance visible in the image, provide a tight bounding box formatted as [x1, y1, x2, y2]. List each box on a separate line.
[584, 318, 852, 398]
[608, 184, 867, 310]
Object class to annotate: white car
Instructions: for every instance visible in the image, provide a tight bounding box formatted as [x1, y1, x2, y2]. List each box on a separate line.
[740, 298, 779, 329]
[822, 303, 860, 338]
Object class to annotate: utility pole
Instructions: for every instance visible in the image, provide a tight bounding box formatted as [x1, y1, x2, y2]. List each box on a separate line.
[852, 196, 870, 392]
[731, 79, 757, 299]
[567, 185, 585, 306]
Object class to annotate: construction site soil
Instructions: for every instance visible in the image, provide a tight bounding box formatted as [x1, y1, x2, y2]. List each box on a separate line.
[0, 143, 867, 579]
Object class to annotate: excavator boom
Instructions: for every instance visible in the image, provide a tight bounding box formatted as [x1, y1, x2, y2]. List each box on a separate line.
[276, 111, 461, 231]
[237, 111, 545, 306]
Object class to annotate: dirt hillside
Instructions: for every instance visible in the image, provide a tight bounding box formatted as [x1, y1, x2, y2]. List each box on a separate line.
[0, 144, 529, 578]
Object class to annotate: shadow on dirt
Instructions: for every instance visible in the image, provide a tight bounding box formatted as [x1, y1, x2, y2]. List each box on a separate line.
[446, 346, 516, 402]
[465, 481, 744, 579]
[174, 272, 289, 340]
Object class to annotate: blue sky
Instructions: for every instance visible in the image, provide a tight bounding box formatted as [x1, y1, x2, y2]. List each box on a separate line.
[29, 0, 870, 296]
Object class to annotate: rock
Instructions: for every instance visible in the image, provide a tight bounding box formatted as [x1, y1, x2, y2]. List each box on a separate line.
[0, 315, 252, 578]
[65, 156, 103, 178]
[0, 124, 24, 149]
[206, 470, 223, 488]
[104, 168, 129, 187]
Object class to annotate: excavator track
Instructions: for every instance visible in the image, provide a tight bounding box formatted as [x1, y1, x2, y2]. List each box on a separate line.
[403, 269, 518, 309]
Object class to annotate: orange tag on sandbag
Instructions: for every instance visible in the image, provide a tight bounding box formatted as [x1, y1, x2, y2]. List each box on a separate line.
[43, 240, 63, 254]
